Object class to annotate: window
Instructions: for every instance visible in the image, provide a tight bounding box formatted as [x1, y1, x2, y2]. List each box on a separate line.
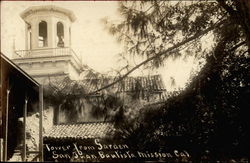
[38, 21, 47, 47]
[57, 22, 64, 47]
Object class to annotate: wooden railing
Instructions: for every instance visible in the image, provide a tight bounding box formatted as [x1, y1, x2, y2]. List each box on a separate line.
[14, 47, 82, 64]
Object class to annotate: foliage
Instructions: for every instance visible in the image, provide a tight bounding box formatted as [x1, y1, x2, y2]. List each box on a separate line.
[104, 1, 225, 68]
[43, 69, 158, 123]
[107, 0, 250, 161]
[43, 72, 125, 123]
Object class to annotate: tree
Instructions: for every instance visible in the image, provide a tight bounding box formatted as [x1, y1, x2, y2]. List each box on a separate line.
[102, 0, 249, 162]
[92, 0, 249, 95]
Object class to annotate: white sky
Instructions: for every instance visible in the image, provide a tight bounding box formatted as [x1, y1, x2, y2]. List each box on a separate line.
[1, 1, 201, 91]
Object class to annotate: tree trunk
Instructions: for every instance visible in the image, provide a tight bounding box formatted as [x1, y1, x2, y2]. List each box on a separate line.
[236, 0, 250, 49]
[219, 0, 250, 50]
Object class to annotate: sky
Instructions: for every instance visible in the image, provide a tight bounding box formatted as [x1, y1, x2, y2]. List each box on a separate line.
[1, 1, 201, 91]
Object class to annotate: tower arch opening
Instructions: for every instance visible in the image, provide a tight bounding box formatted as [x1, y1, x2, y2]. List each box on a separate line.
[57, 22, 64, 47]
[38, 21, 48, 47]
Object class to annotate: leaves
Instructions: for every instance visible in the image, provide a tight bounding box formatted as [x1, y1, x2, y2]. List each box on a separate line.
[107, 0, 250, 161]
[105, 1, 226, 69]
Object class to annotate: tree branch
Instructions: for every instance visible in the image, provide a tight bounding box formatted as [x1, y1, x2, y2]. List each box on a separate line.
[88, 19, 227, 95]
[228, 41, 246, 52]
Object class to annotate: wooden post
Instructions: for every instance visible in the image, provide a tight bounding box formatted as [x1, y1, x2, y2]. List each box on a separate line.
[39, 86, 43, 162]
[0, 138, 3, 161]
[4, 89, 10, 161]
[22, 98, 28, 161]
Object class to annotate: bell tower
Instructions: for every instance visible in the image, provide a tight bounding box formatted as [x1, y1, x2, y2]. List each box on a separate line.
[12, 5, 82, 84]
[22, 5, 75, 50]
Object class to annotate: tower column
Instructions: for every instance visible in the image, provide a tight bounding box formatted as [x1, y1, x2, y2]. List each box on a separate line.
[51, 17, 56, 48]
[47, 17, 53, 48]
[64, 22, 69, 47]
[31, 20, 38, 49]
[25, 23, 28, 50]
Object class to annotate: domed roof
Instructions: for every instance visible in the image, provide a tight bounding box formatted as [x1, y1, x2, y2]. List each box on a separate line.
[20, 5, 76, 22]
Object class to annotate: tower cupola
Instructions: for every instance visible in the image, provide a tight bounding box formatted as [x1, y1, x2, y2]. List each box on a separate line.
[13, 6, 82, 84]
[20, 5, 76, 50]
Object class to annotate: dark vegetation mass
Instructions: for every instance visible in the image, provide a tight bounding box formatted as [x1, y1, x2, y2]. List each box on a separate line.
[107, 0, 250, 161]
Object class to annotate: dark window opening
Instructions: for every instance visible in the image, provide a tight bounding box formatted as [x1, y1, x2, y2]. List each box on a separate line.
[57, 22, 64, 47]
[38, 21, 47, 47]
